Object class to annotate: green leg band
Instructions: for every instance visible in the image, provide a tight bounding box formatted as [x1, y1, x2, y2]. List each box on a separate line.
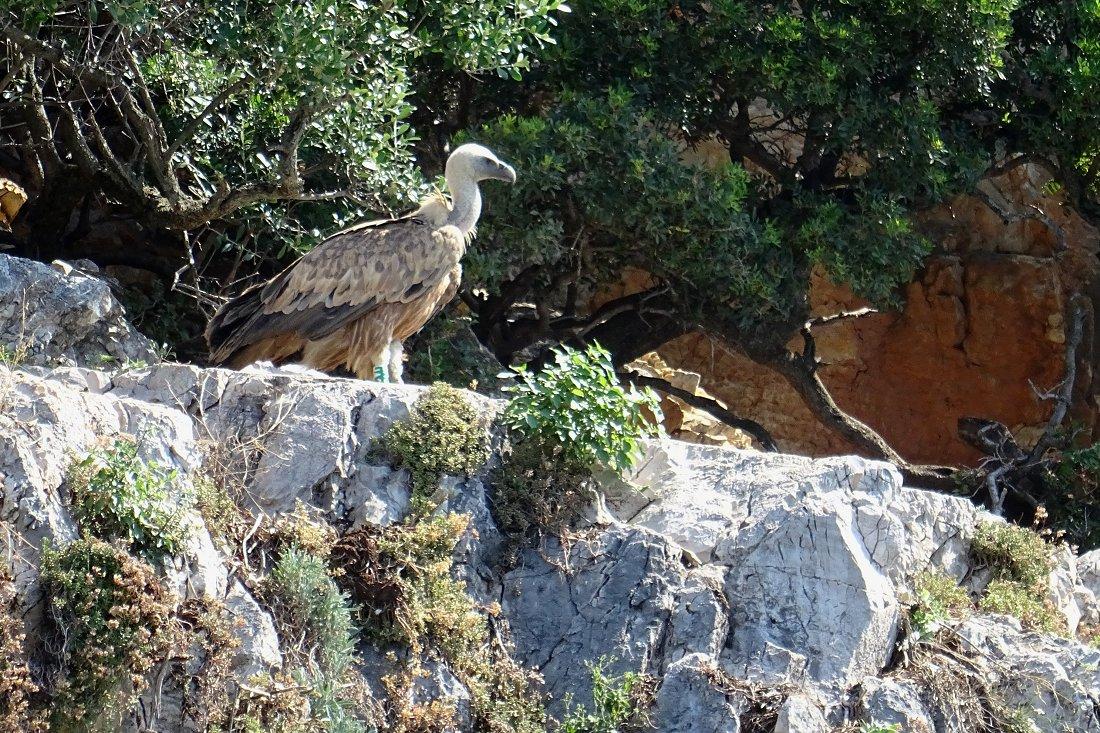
[373, 365, 388, 382]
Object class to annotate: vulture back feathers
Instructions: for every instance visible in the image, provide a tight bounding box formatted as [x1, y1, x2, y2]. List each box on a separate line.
[206, 144, 515, 380]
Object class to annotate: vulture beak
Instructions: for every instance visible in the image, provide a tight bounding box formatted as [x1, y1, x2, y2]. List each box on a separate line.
[495, 161, 517, 184]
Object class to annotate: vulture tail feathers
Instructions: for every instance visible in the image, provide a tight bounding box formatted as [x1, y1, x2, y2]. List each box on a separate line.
[206, 281, 268, 365]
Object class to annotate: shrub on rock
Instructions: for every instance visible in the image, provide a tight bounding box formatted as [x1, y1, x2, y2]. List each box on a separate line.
[39, 537, 177, 728]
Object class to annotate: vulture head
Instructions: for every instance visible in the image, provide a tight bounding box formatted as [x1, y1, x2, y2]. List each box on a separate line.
[447, 143, 517, 185]
[443, 143, 516, 235]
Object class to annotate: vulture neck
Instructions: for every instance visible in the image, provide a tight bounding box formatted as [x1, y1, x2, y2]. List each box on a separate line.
[445, 173, 481, 236]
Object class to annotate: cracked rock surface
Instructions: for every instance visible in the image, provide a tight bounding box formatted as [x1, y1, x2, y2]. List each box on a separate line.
[0, 253, 157, 368]
[2, 255, 1099, 732]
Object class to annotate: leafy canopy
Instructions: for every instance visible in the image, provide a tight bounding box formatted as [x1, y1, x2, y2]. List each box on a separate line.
[503, 343, 662, 472]
[460, 0, 1100, 360]
[4, 0, 1099, 371]
[0, 0, 567, 254]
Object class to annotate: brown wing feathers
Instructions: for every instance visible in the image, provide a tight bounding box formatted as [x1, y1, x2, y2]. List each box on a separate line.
[206, 216, 461, 368]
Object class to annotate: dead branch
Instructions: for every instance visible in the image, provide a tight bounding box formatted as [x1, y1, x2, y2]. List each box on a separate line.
[1027, 299, 1085, 462]
[959, 299, 1087, 513]
[972, 183, 1068, 252]
[619, 369, 779, 452]
[807, 307, 878, 329]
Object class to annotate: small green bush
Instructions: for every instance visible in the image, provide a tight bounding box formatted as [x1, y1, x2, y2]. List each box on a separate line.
[262, 545, 372, 732]
[503, 343, 662, 473]
[492, 439, 594, 538]
[39, 537, 177, 728]
[179, 598, 241, 732]
[970, 522, 1052, 588]
[859, 724, 901, 733]
[331, 514, 545, 732]
[979, 579, 1064, 634]
[264, 545, 357, 675]
[69, 437, 193, 561]
[1044, 443, 1100, 551]
[377, 383, 490, 514]
[558, 659, 655, 733]
[333, 514, 480, 655]
[194, 475, 245, 551]
[910, 570, 971, 635]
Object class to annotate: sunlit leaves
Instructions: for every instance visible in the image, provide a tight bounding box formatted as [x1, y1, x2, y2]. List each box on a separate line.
[503, 343, 662, 472]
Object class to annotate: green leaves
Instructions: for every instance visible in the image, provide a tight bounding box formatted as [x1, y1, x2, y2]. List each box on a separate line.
[68, 437, 193, 562]
[468, 90, 803, 337]
[558, 659, 654, 733]
[502, 342, 662, 472]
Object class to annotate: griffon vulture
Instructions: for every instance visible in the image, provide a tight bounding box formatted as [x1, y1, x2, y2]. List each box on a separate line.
[206, 144, 515, 381]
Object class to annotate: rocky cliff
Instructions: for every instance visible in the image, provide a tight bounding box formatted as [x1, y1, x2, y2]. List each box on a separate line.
[2, 253, 1100, 732]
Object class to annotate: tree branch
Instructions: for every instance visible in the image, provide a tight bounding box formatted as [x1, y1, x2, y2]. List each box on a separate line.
[167, 73, 252, 158]
[972, 183, 1068, 252]
[718, 100, 789, 182]
[620, 370, 779, 451]
[1026, 298, 1086, 462]
[763, 328, 957, 491]
[1, 25, 118, 89]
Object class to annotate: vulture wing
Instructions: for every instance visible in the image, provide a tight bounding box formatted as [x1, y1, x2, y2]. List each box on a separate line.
[207, 215, 460, 364]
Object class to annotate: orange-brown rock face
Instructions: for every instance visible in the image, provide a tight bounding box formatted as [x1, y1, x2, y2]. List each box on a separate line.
[657, 165, 1099, 466]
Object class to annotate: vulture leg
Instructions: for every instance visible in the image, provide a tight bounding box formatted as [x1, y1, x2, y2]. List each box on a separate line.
[362, 344, 391, 382]
[387, 340, 405, 384]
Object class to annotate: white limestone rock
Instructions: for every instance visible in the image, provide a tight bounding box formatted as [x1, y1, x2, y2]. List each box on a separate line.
[653, 653, 744, 733]
[0, 253, 156, 368]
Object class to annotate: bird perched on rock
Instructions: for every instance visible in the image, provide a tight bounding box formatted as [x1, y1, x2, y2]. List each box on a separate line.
[206, 144, 515, 382]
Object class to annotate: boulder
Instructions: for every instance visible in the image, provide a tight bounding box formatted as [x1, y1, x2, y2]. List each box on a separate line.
[0, 253, 156, 368]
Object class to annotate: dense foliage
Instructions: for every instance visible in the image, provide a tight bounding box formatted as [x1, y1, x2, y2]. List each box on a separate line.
[0, 0, 565, 263]
[3, 0, 1100, 459]
[504, 343, 662, 472]
[1044, 442, 1100, 549]
[263, 545, 371, 732]
[69, 437, 193, 561]
[460, 0, 1100, 365]
[332, 514, 547, 732]
[558, 660, 655, 733]
[39, 538, 177, 728]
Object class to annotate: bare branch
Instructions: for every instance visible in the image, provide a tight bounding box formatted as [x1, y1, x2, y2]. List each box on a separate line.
[763, 332, 957, 491]
[956, 299, 1087, 513]
[54, 104, 97, 175]
[22, 63, 62, 170]
[1026, 298, 1086, 462]
[1, 24, 119, 91]
[620, 369, 779, 451]
[551, 286, 671, 338]
[807, 307, 878, 330]
[972, 183, 1068, 252]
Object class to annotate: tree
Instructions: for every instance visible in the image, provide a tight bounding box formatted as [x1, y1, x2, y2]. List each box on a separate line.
[0, 0, 564, 267]
[454, 0, 1100, 467]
